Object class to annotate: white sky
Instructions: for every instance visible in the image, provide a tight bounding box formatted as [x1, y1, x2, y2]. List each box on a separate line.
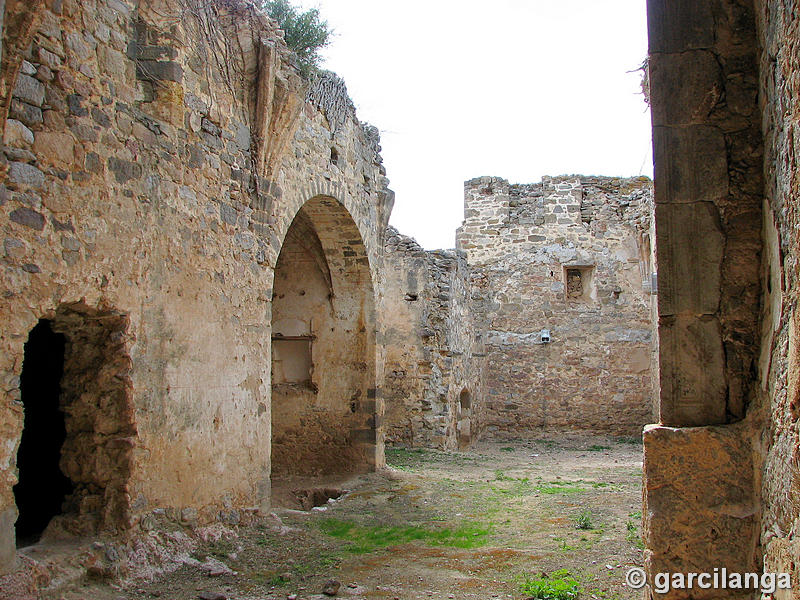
[293, 0, 653, 249]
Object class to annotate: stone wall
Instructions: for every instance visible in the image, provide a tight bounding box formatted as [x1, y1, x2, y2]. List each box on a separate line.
[456, 175, 657, 437]
[754, 0, 800, 592]
[0, 0, 392, 570]
[381, 227, 484, 449]
[643, 0, 766, 596]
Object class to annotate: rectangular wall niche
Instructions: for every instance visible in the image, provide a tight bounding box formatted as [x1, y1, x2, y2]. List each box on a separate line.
[272, 337, 313, 383]
[272, 318, 314, 385]
[564, 266, 595, 303]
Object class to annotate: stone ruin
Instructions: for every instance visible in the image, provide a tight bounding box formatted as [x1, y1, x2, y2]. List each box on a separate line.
[0, 0, 798, 599]
[381, 174, 657, 448]
[456, 175, 657, 438]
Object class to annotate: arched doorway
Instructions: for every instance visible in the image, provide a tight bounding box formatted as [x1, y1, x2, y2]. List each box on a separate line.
[270, 196, 376, 483]
[458, 388, 472, 449]
[13, 303, 135, 545]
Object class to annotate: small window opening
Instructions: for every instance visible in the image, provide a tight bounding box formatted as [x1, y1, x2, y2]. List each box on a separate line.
[330, 147, 339, 166]
[564, 266, 595, 303]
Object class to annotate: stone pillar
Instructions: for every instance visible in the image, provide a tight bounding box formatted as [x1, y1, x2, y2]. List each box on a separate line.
[644, 0, 763, 596]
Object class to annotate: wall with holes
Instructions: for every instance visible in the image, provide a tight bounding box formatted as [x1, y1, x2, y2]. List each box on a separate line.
[0, 0, 392, 569]
[380, 227, 485, 450]
[456, 175, 657, 436]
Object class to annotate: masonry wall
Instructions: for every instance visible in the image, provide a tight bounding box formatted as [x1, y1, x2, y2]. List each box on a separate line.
[754, 0, 800, 591]
[456, 175, 657, 437]
[381, 227, 484, 449]
[0, 0, 391, 570]
[643, 0, 766, 596]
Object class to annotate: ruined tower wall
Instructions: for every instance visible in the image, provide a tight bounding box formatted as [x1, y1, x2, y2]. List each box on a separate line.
[0, 0, 391, 569]
[381, 227, 484, 449]
[456, 175, 657, 436]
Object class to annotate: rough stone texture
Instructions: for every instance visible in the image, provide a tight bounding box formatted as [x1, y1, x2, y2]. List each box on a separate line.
[642, 424, 759, 600]
[0, 0, 47, 148]
[381, 228, 484, 449]
[456, 175, 657, 436]
[0, 0, 391, 571]
[648, 0, 763, 428]
[754, 0, 800, 593]
[643, 0, 768, 597]
[45, 303, 136, 537]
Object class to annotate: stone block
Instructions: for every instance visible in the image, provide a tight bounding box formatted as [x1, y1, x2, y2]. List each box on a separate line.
[647, 0, 715, 53]
[9, 207, 46, 231]
[655, 202, 723, 316]
[33, 132, 75, 167]
[643, 423, 758, 599]
[98, 45, 129, 80]
[13, 74, 45, 107]
[0, 507, 17, 574]
[3, 119, 34, 148]
[220, 204, 238, 226]
[38, 47, 62, 69]
[136, 60, 183, 83]
[107, 157, 142, 183]
[7, 162, 45, 190]
[65, 32, 92, 60]
[652, 126, 728, 205]
[658, 315, 726, 426]
[9, 99, 43, 127]
[67, 94, 88, 117]
[649, 51, 724, 127]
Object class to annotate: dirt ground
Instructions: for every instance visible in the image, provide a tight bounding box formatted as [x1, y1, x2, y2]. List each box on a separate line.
[13, 434, 645, 600]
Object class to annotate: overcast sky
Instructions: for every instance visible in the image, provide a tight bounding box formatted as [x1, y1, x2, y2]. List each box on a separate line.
[293, 0, 653, 249]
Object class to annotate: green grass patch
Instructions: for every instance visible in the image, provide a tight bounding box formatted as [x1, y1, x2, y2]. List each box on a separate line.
[537, 439, 560, 449]
[587, 444, 611, 452]
[558, 540, 578, 552]
[590, 481, 624, 491]
[535, 480, 586, 495]
[487, 471, 535, 500]
[574, 509, 593, 530]
[626, 519, 645, 549]
[385, 447, 428, 471]
[500, 446, 515, 452]
[494, 469, 515, 481]
[615, 436, 642, 445]
[318, 518, 491, 553]
[520, 569, 580, 600]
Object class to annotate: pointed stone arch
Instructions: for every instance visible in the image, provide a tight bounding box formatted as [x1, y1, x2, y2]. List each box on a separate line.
[269, 195, 377, 481]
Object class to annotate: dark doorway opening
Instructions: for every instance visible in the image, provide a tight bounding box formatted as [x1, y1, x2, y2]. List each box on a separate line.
[13, 319, 73, 546]
[458, 389, 472, 449]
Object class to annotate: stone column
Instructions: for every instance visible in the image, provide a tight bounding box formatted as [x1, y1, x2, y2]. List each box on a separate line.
[644, 0, 763, 597]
